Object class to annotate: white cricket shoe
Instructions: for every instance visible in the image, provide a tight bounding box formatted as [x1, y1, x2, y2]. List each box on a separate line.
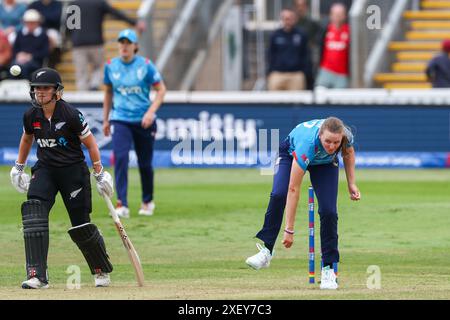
[138, 201, 155, 216]
[21, 277, 49, 289]
[245, 243, 272, 270]
[94, 272, 111, 287]
[320, 266, 338, 290]
[115, 205, 130, 218]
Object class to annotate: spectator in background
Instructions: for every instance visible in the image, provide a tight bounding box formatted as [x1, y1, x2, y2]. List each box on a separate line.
[320, 0, 353, 17]
[69, 0, 145, 91]
[28, 0, 62, 68]
[425, 39, 450, 88]
[12, 9, 49, 79]
[294, 0, 322, 89]
[315, 2, 350, 89]
[0, 0, 27, 38]
[0, 28, 12, 80]
[267, 8, 310, 91]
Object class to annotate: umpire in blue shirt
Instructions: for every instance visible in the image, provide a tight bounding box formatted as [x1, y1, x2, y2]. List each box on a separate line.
[267, 8, 311, 91]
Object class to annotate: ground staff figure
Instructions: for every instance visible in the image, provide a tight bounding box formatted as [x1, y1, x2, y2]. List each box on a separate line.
[245, 117, 361, 289]
[103, 29, 166, 218]
[10, 67, 114, 289]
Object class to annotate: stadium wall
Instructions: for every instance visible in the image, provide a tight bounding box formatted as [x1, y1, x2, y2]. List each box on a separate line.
[1, 99, 449, 169]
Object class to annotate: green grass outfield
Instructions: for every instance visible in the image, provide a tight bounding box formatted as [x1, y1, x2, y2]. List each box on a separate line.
[0, 166, 449, 299]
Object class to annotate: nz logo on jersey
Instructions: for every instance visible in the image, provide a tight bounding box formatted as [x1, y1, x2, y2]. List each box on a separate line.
[36, 137, 68, 148]
[37, 138, 58, 148]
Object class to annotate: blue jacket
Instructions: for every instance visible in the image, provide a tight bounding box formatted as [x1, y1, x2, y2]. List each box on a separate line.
[425, 53, 450, 88]
[28, 0, 63, 30]
[13, 27, 49, 65]
[0, 3, 27, 31]
[267, 27, 310, 74]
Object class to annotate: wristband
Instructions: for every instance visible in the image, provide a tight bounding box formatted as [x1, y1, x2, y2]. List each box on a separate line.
[93, 166, 104, 178]
[15, 161, 25, 171]
[284, 229, 295, 235]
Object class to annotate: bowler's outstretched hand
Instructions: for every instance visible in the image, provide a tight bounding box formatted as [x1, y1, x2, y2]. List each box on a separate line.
[282, 232, 294, 248]
[348, 183, 361, 201]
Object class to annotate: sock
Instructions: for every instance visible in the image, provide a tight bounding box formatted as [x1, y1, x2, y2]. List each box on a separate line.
[264, 242, 274, 254]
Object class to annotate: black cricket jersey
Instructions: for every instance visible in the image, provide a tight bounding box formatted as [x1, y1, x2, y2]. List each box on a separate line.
[23, 100, 91, 167]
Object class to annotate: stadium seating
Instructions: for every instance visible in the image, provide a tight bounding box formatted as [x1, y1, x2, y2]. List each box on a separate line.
[374, 0, 450, 89]
[57, 0, 179, 91]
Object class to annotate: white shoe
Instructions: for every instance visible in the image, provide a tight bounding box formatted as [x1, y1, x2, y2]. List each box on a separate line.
[21, 277, 49, 289]
[94, 272, 111, 287]
[320, 266, 338, 290]
[245, 243, 272, 270]
[138, 201, 155, 216]
[115, 206, 130, 218]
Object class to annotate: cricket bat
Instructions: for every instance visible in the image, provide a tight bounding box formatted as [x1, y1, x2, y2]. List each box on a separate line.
[103, 195, 145, 287]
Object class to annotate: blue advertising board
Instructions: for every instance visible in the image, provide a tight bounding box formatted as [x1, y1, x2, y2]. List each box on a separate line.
[1, 102, 449, 168]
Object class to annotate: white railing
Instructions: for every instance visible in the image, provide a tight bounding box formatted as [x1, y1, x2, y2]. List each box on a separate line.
[180, 0, 234, 91]
[156, 0, 201, 72]
[1, 81, 449, 105]
[349, 0, 368, 88]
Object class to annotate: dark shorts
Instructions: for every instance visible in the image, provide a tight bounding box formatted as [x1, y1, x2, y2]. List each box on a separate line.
[28, 161, 92, 226]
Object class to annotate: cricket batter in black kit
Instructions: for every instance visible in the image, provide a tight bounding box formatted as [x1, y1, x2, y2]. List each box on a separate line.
[10, 68, 115, 289]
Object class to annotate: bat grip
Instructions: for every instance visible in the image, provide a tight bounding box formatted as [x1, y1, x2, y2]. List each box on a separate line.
[103, 194, 121, 223]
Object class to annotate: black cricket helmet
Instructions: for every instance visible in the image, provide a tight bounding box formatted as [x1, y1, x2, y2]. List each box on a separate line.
[30, 67, 64, 91]
[29, 68, 64, 107]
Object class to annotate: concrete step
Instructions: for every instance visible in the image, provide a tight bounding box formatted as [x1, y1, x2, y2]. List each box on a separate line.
[155, 0, 178, 10]
[104, 42, 119, 52]
[153, 10, 176, 19]
[61, 83, 77, 91]
[56, 63, 75, 73]
[111, 1, 141, 11]
[406, 31, 450, 40]
[410, 20, 450, 29]
[389, 41, 441, 50]
[60, 72, 77, 81]
[62, 83, 107, 92]
[383, 82, 432, 89]
[60, 51, 116, 62]
[396, 51, 437, 61]
[58, 0, 185, 91]
[392, 62, 427, 72]
[103, 20, 131, 29]
[404, 10, 450, 19]
[374, 73, 427, 82]
[61, 51, 72, 61]
[421, 1, 450, 10]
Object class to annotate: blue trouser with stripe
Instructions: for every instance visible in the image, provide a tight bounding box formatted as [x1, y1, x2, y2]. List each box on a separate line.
[255, 139, 340, 265]
[111, 120, 157, 207]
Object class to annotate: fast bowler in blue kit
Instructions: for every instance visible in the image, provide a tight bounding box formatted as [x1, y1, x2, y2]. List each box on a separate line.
[246, 117, 361, 289]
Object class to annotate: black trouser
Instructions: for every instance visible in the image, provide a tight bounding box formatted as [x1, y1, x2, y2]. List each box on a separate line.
[27, 161, 92, 226]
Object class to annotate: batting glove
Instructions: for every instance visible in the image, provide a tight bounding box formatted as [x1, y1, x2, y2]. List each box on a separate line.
[93, 167, 114, 198]
[10, 162, 30, 193]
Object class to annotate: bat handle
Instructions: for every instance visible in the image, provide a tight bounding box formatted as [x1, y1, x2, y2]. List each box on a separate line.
[103, 194, 121, 223]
